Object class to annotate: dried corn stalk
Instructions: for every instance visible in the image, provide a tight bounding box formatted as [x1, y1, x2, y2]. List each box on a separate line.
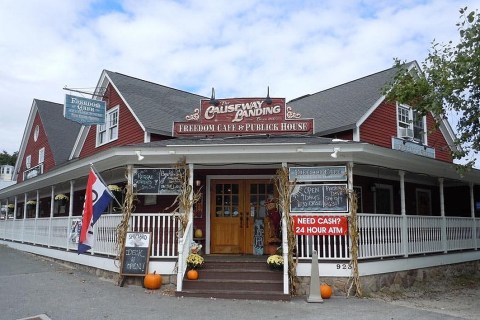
[115, 167, 136, 286]
[273, 166, 299, 295]
[346, 189, 362, 297]
[167, 157, 202, 234]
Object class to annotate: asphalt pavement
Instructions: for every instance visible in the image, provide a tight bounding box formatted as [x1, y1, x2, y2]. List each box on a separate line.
[0, 244, 466, 320]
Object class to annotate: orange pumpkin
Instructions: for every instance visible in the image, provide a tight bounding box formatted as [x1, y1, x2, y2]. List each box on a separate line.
[187, 269, 199, 280]
[320, 283, 332, 299]
[144, 271, 162, 290]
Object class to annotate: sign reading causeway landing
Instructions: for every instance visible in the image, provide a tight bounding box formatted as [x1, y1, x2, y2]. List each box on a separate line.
[173, 97, 314, 137]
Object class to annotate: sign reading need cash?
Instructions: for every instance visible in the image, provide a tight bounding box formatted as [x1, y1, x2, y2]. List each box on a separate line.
[293, 215, 348, 235]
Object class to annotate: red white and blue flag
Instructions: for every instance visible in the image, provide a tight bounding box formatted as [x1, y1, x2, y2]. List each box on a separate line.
[78, 168, 114, 254]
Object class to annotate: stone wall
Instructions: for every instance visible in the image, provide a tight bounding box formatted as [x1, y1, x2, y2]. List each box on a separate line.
[297, 260, 480, 297]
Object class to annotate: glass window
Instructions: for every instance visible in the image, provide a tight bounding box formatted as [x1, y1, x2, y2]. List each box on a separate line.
[26, 155, 31, 169]
[38, 147, 45, 164]
[96, 106, 119, 146]
[397, 104, 426, 143]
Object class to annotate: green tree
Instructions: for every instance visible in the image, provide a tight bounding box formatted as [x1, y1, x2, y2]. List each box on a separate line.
[384, 7, 479, 167]
[0, 150, 18, 166]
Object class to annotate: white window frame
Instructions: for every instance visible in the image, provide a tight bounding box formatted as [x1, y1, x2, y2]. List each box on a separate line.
[96, 106, 119, 146]
[396, 103, 427, 144]
[26, 155, 31, 169]
[38, 147, 45, 164]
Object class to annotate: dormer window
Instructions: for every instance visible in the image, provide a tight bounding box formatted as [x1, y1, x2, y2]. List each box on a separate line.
[96, 106, 119, 146]
[397, 104, 426, 144]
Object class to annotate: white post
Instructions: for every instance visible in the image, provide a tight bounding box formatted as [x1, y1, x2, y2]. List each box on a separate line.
[439, 178, 447, 253]
[470, 182, 477, 250]
[48, 186, 55, 247]
[34, 190, 39, 244]
[399, 170, 408, 257]
[281, 162, 289, 295]
[67, 179, 75, 251]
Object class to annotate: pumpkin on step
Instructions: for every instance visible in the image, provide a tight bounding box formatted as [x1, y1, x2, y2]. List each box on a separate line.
[187, 269, 199, 280]
[144, 271, 162, 290]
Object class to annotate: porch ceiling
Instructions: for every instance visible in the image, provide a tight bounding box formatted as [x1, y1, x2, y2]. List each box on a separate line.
[1, 139, 478, 199]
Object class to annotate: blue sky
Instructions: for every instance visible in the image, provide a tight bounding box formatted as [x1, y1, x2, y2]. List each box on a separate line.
[0, 0, 479, 164]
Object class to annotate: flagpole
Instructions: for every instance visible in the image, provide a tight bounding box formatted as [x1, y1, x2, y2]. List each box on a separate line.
[89, 163, 123, 209]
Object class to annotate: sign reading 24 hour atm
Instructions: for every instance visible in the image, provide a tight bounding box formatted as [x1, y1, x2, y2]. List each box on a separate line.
[293, 215, 348, 236]
[173, 97, 314, 137]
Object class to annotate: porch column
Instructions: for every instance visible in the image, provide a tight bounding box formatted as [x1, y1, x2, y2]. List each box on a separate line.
[35, 190, 40, 218]
[189, 163, 194, 223]
[67, 179, 75, 251]
[48, 186, 55, 248]
[439, 178, 447, 253]
[281, 162, 289, 295]
[14, 196, 18, 220]
[470, 182, 477, 250]
[399, 170, 408, 257]
[34, 190, 39, 244]
[23, 193, 27, 243]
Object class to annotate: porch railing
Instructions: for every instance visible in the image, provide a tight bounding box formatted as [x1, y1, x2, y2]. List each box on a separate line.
[294, 214, 480, 260]
[0, 213, 178, 258]
[1, 213, 478, 262]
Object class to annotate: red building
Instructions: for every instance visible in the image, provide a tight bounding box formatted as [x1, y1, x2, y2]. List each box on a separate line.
[1, 62, 479, 300]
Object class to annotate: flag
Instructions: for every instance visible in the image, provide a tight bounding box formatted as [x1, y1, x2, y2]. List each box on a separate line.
[78, 168, 113, 254]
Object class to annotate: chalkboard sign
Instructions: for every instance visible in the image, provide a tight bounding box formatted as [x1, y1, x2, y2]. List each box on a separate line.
[133, 168, 182, 195]
[120, 232, 152, 276]
[290, 184, 348, 213]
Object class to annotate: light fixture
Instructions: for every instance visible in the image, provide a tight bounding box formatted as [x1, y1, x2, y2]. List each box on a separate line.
[296, 147, 304, 153]
[265, 86, 272, 105]
[330, 147, 340, 159]
[195, 180, 202, 187]
[135, 150, 144, 161]
[209, 87, 219, 106]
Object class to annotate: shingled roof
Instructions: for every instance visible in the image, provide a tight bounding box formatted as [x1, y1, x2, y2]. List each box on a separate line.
[288, 62, 416, 135]
[104, 71, 207, 136]
[35, 100, 82, 165]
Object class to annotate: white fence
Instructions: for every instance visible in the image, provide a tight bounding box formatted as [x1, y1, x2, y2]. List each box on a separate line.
[1, 213, 479, 261]
[295, 214, 480, 260]
[0, 213, 179, 259]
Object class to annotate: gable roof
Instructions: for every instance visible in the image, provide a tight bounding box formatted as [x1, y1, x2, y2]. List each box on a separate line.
[14, 99, 82, 180]
[36, 100, 82, 165]
[287, 62, 416, 135]
[103, 70, 207, 135]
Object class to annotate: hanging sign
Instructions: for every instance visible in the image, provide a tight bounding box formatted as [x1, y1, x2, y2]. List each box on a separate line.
[289, 166, 347, 182]
[293, 215, 348, 235]
[173, 97, 314, 137]
[64, 94, 106, 125]
[132, 168, 182, 195]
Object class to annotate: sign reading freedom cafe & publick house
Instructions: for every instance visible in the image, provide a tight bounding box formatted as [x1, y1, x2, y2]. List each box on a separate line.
[173, 97, 314, 137]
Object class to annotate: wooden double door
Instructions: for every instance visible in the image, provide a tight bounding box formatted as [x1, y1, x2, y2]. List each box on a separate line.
[210, 179, 275, 254]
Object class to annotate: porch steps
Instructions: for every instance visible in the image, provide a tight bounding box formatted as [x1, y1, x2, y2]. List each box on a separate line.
[176, 255, 290, 301]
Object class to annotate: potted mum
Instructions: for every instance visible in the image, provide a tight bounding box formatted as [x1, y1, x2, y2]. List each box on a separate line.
[267, 254, 284, 271]
[54, 194, 69, 206]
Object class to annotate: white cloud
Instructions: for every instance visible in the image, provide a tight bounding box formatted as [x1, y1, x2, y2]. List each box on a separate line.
[0, 0, 478, 162]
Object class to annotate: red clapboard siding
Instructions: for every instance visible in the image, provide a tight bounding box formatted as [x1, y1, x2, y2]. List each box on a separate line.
[17, 112, 55, 183]
[79, 84, 145, 158]
[360, 101, 397, 148]
[360, 101, 454, 163]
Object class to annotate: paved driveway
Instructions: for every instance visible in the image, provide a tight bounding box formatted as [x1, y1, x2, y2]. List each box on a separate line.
[0, 244, 476, 320]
